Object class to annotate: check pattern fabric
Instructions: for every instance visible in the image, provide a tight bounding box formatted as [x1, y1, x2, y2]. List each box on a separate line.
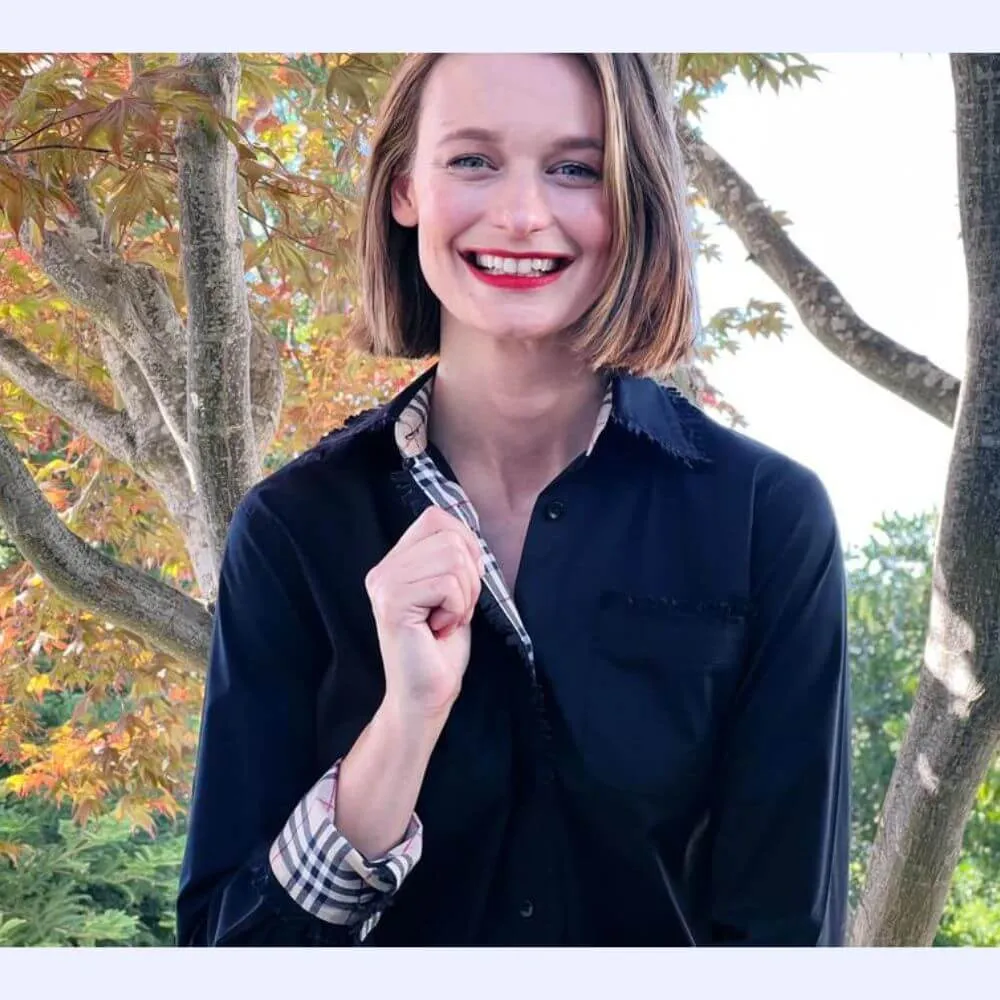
[269, 762, 421, 939]
[269, 374, 613, 938]
[395, 382, 537, 666]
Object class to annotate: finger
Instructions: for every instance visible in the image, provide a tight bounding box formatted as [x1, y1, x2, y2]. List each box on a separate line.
[429, 567, 482, 633]
[366, 546, 480, 637]
[395, 505, 467, 548]
[369, 524, 476, 595]
[410, 574, 468, 627]
[442, 510, 486, 574]
[430, 591, 479, 637]
[392, 531, 482, 604]
[371, 572, 469, 630]
[428, 605, 459, 635]
[396, 506, 484, 574]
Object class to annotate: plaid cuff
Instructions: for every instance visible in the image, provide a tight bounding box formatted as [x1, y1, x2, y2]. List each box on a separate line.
[268, 760, 422, 934]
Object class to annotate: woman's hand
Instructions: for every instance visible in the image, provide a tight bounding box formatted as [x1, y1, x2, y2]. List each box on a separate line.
[365, 506, 484, 719]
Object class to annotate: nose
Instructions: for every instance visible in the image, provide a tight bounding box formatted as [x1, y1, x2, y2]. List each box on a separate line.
[491, 167, 553, 238]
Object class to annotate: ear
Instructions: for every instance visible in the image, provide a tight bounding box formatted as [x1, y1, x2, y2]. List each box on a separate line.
[390, 174, 418, 228]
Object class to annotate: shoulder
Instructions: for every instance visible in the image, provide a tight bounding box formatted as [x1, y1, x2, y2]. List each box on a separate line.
[660, 382, 838, 536]
[235, 403, 395, 536]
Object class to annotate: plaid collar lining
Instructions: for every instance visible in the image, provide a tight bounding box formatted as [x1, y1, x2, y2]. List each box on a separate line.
[394, 376, 614, 669]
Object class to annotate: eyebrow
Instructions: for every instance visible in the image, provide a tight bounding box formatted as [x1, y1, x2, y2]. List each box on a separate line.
[437, 126, 603, 155]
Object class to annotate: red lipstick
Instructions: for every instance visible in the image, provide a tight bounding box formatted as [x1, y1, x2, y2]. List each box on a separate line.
[460, 249, 572, 291]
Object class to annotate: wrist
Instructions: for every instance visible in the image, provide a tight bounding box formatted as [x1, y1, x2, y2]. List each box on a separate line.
[376, 691, 453, 749]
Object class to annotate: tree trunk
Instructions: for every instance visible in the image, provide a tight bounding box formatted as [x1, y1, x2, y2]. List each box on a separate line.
[0, 55, 282, 620]
[851, 53, 1000, 947]
[176, 54, 261, 569]
[0, 54, 284, 666]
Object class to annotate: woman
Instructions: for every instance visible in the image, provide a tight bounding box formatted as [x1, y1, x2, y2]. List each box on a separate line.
[177, 53, 850, 947]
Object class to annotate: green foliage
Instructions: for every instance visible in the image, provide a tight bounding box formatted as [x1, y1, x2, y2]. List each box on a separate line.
[0, 522, 19, 572]
[677, 53, 825, 118]
[847, 511, 1000, 946]
[0, 794, 184, 945]
[698, 299, 791, 361]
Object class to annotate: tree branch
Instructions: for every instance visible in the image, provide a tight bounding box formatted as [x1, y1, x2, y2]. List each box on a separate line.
[65, 175, 110, 252]
[37, 223, 190, 446]
[0, 326, 137, 465]
[0, 425, 211, 667]
[6, 143, 117, 156]
[1, 108, 102, 153]
[249, 316, 284, 455]
[678, 121, 961, 426]
[239, 206, 340, 260]
[177, 54, 259, 566]
[648, 53, 679, 99]
[96, 330, 195, 485]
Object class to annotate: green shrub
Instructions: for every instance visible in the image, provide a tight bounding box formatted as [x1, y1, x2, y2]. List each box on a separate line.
[0, 795, 184, 946]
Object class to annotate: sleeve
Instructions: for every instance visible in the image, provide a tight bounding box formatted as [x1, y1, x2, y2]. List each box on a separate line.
[706, 459, 851, 946]
[176, 490, 422, 946]
[269, 761, 422, 942]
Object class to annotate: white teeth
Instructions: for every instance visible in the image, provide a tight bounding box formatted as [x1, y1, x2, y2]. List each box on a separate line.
[472, 253, 559, 275]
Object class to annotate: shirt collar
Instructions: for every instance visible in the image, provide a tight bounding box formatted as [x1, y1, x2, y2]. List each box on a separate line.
[394, 369, 614, 461]
[360, 362, 709, 467]
[609, 370, 710, 466]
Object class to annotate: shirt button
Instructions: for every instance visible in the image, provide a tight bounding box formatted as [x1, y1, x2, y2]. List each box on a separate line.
[544, 500, 566, 521]
[519, 900, 534, 918]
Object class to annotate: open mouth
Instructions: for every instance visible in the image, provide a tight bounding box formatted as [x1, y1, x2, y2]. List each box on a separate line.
[460, 251, 574, 277]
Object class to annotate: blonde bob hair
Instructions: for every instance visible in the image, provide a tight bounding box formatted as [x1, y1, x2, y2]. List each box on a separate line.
[349, 53, 697, 376]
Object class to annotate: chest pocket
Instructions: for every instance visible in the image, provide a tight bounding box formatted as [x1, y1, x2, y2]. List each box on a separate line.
[577, 591, 748, 802]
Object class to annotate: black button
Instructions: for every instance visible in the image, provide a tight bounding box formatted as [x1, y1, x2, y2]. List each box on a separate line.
[519, 900, 534, 918]
[544, 500, 566, 521]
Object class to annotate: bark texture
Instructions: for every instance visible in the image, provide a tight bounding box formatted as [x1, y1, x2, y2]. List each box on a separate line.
[0, 54, 283, 660]
[177, 54, 260, 564]
[0, 427, 212, 666]
[851, 53, 1000, 947]
[0, 326, 137, 465]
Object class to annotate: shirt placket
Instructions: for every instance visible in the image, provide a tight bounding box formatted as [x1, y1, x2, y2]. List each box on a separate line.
[405, 449, 536, 674]
[394, 376, 613, 681]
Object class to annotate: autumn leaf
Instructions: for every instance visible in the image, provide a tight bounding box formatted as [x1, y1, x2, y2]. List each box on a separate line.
[25, 674, 54, 698]
[0, 842, 25, 867]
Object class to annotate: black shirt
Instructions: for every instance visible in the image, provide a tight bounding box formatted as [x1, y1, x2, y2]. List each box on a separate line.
[176, 365, 850, 946]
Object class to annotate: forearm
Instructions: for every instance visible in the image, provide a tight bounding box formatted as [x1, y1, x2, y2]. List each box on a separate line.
[335, 697, 448, 859]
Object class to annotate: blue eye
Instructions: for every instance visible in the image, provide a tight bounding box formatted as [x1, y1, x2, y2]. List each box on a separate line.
[448, 154, 492, 170]
[552, 162, 601, 181]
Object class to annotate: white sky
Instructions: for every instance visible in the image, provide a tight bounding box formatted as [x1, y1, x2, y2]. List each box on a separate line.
[694, 53, 965, 548]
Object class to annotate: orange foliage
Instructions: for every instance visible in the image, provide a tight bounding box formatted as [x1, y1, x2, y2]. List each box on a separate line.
[0, 53, 418, 828]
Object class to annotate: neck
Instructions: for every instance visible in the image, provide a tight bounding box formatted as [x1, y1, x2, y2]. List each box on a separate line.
[428, 329, 605, 512]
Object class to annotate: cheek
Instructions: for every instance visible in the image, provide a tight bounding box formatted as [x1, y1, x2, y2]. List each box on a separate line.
[558, 191, 612, 254]
[419, 177, 480, 245]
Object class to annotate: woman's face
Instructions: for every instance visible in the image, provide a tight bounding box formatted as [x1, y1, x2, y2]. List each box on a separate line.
[391, 54, 612, 347]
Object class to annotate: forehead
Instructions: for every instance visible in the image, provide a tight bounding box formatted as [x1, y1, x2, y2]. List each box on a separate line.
[417, 54, 604, 144]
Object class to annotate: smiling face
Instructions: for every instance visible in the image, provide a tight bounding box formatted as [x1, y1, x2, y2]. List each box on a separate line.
[390, 54, 612, 348]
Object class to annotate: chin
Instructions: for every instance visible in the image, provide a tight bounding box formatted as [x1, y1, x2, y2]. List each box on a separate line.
[464, 304, 584, 341]
[477, 321, 568, 344]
